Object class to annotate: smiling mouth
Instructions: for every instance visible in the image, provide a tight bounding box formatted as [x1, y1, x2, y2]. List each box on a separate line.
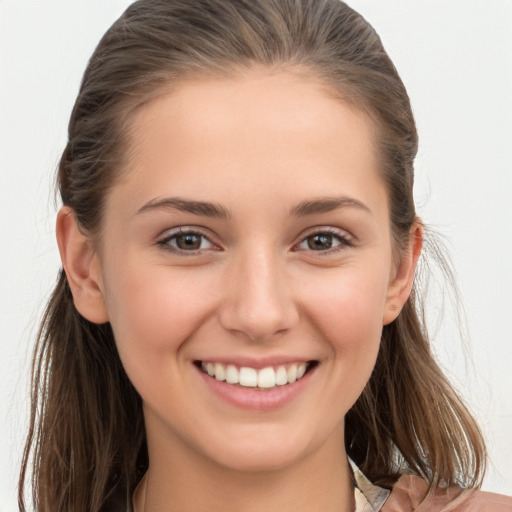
[195, 361, 318, 390]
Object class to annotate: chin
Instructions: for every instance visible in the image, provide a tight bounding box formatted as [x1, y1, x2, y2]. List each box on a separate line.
[200, 425, 320, 474]
[215, 448, 305, 474]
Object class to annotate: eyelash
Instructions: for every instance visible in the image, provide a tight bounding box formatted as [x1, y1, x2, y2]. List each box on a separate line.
[156, 227, 353, 256]
[293, 228, 353, 254]
[157, 228, 217, 256]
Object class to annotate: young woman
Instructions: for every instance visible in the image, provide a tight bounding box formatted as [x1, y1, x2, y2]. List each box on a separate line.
[17, 1, 512, 511]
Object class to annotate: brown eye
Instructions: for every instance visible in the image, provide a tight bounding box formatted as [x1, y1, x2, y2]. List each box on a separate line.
[161, 231, 214, 252]
[175, 233, 203, 250]
[296, 230, 350, 253]
[306, 233, 335, 251]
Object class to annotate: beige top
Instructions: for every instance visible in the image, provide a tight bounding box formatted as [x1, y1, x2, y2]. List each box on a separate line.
[133, 461, 512, 511]
[381, 475, 512, 512]
[350, 459, 512, 512]
[350, 458, 390, 511]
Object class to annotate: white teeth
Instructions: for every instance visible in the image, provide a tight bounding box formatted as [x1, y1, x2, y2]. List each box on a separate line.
[287, 365, 297, 383]
[239, 367, 258, 387]
[200, 361, 311, 389]
[257, 367, 276, 388]
[214, 363, 225, 381]
[275, 366, 288, 385]
[225, 364, 239, 384]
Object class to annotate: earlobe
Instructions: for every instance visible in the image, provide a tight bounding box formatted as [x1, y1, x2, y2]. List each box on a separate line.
[56, 206, 109, 324]
[382, 222, 423, 325]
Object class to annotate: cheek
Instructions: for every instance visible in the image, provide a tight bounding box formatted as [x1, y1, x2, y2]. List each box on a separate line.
[102, 258, 217, 373]
[289, 266, 390, 433]
[300, 263, 390, 395]
[305, 267, 389, 344]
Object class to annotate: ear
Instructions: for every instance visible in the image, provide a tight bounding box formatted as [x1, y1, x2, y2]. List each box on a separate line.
[56, 206, 109, 324]
[382, 221, 423, 325]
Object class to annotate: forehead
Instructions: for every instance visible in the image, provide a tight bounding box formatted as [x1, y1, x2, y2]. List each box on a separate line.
[130, 69, 376, 147]
[111, 69, 385, 215]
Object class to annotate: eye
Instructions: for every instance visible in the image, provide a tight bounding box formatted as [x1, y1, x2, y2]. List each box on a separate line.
[158, 229, 215, 253]
[295, 229, 352, 253]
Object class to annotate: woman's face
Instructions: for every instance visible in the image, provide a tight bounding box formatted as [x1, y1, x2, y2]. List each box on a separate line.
[86, 70, 414, 472]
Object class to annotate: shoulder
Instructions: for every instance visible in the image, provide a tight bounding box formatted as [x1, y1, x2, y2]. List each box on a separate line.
[381, 475, 512, 512]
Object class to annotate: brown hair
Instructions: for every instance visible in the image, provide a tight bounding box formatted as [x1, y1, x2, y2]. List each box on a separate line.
[19, 1, 486, 511]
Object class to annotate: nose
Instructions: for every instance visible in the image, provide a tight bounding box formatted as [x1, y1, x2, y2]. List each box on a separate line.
[218, 247, 299, 342]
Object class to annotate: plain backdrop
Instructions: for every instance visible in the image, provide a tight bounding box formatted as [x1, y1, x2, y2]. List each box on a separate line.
[1, 1, 511, 510]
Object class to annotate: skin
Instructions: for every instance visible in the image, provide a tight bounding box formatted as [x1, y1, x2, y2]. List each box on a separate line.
[57, 68, 421, 512]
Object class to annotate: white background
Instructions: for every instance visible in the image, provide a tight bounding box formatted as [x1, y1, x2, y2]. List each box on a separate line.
[1, 1, 511, 510]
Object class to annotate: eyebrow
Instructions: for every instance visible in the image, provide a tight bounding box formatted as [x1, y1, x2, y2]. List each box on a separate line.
[290, 196, 371, 216]
[136, 197, 231, 219]
[136, 195, 370, 219]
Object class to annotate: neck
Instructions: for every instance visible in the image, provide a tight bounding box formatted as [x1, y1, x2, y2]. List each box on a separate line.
[138, 422, 354, 512]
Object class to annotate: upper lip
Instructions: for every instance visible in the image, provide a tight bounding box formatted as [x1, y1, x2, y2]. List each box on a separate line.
[194, 355, 316, 369]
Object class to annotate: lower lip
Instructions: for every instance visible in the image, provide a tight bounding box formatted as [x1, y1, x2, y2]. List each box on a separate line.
[196, 365, 317, 411]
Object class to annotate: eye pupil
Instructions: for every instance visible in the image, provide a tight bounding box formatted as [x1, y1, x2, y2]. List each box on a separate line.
[307, 234, 333, 250]
[177, 234, 202, 250]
